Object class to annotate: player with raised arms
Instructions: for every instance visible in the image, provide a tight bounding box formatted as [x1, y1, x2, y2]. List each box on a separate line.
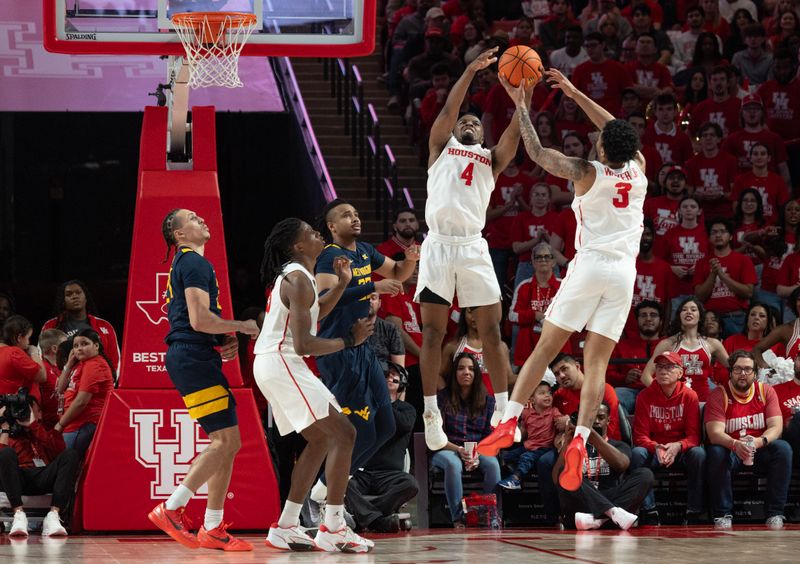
[418, 47, 522, 450]
[254, 218, 375, 553]
[148, 208, 260, 551]
[477, 69, 647, 505]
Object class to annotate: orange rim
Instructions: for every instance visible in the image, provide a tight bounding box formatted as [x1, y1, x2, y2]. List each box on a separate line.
[172, 12, 257, 43]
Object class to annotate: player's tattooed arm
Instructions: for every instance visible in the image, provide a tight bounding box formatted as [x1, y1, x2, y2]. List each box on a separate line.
[518, 108, 593, 182]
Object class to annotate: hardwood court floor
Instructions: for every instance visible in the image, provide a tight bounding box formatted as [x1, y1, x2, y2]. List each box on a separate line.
[1, 526, 797, 563]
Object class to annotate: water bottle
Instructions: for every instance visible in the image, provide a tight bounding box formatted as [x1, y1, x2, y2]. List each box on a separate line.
[739, 429, 754, 466]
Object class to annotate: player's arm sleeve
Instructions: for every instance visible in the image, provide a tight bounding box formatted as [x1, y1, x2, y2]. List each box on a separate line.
[180, 253, 213, 292]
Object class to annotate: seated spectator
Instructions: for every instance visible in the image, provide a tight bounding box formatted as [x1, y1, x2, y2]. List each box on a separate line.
[54, 329, 115, 457]
[346, 361, 418, 532]
[671, 6, 710, 73]
[511, 183, 559, 289]
[732, 188, 768, 268]
[631, 351, 705, 525]
[753, 288, 800, 364]
[643, 165, 688, 237]
[642, 93, 692, 168]
[498, 382, 566, 489]
[583, 0, 633, 40]
[596, 13, 625, 60]
[685, 122, 737, 220]
[628, 219, 671, 335]
[0, 315, 45, 397]
[367, 294, 405, 366]
[405, 26, 464, 101]
[548, 25, 589, 78]
[618, 87, 642, 118]
[620, 0, 664, 30]
[522, 112, 560, 179]
[689, 66, 741, 137]
[612, 300, 663, 414]
[642, 296, 729, 402]
[37, 329, 68, 429]
[719, 0, 757, 24]
[554, 403, 653, 530]
[419, 63, 456, 132]
[0, 292, 13, 326]
[768, 9, 800, 50]
[723, 8, 756, 60]
[681, 68, 708, 113]
[627, 4, 673, 65]
[467, 66, 497, 111]
[0, 399, 79, 537]
[440, 307, 506, 395]
[538, 0, 575, 54]
[376, 207, 422, 263]
[571, 32, 633, 114]
[758, 200, 800, 318]
[723, 303, 778, 356]
[732, 144, 791, 225]
[625, 33, 673, 103]
[553, 95, 593, 143]
[657, 196, 708, 313]
[700, 0, 731, 41]
[694, 218, 757, 337]
[453, 20, 484, 63]
[704, 350, 791, 530]
[689, 31, 728, 79]
[731, 24, 773, 88]
[626, 112, 661, 182]
[756, 49, 800, 146]
[773, 354, 800, 466]
[509, 16, 540, 49]
[41, 280, 120, 374]
[546, 133, 590, 209]
[432, 353, 500, 528]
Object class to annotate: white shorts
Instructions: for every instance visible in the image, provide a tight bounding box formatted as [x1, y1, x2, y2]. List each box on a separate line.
[545, 251, 636, 342]
[253, 353, 341, 436]
[414, 232, 501, 307]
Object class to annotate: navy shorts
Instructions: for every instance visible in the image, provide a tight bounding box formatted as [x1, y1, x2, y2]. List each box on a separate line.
[165, 341, 238, 434]
[316, 343, 390, 422]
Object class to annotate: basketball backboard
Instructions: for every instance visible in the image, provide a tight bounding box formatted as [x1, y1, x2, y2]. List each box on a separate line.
[43, 0, 375, 57]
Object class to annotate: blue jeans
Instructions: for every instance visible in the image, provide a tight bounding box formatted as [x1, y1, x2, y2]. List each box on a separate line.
[615, 387, 641, 416]
[754, 288, 785, 323]
[489, 247, 514, 291]
[431, 450, 500, 522]
[706, 440, 792, 518]
[717, 311, 746, 339]
[63, 422, 98, 458]
[511, 447, 556, 478]
[535, 447, 560, 522]
[630, 445, 706, 513]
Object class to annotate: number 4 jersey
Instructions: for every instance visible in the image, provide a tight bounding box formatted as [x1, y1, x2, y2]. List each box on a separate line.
[426, 136, 494, 237]
[573, 160, 647, 260]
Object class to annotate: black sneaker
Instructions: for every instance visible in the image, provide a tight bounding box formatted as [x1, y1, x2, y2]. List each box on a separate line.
[640, 509, 660, 526]
[683, 511, 705, 526]
[369, 514, 401, 533]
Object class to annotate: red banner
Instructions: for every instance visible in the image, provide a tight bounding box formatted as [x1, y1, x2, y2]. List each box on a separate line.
[80, 389, 279, 530]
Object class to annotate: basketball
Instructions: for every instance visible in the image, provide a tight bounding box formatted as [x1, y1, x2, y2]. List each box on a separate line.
[498, 45, 544, 87]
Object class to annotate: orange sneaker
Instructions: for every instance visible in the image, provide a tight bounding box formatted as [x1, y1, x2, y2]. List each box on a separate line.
[198, 522, 254, 551]
[147, 502, 199, 549]
[559, 436, 587, 491]
[477, 417, 518, 456]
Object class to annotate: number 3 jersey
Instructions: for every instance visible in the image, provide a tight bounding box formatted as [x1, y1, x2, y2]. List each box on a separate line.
[573, 160, 647, 260]
[426, 136, 494, 237]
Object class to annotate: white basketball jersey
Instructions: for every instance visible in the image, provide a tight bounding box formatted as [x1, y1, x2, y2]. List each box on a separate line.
[254, 263, 318, 356]
[572, 160, 647, 259]
[426, 135, 494, 237]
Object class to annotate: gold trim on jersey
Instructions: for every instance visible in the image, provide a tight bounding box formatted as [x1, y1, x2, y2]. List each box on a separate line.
[182, 385, 230, 419]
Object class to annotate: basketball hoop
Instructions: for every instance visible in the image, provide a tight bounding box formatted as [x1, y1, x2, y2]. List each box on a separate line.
[171, 12, 258, 89]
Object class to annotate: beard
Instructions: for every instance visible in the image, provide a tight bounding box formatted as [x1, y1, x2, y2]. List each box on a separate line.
[461, 131, 476, 145]
[398, 227, 416, 240]
[640, 326, 659, 338]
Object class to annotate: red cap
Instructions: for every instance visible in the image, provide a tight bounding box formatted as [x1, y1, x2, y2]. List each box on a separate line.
[655, 351, 683, 366]
[741, 94, 763, 108]
[664, 165, 687, 178]
[425, 26, 445, 38]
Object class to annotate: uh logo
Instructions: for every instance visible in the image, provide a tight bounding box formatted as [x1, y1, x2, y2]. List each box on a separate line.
[130, 409, 211, 499]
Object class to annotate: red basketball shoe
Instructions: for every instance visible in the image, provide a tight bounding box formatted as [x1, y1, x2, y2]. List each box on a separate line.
[559, 436, 587, 491]
[477, 417, 517, 456]
[147, 503, 199, 549]
[198, 522, 254, 551]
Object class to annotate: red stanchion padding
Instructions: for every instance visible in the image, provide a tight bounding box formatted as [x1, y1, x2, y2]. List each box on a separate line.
[80, 388, 279, 531]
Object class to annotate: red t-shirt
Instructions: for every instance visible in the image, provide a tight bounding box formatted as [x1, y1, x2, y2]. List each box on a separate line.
[554, 383, 620, 440]
[511, 210, 560, 262]
[689, 96, 741, 137]
[484, 172, 533, 250]
[625, 60, 673, 100]
[609, 335, 660, 388]
[62, 356, 114, 433]
[643, 123, 694, 169]
[571, 59, 633, 115]
[521, 405, 564, 450]
[722, 129, 788, 173]
[685, 151, 738, 219]
[733, 221, 766, 266]
[693, 251, 758, 313]
[627, 257, 671, 335]
[756, 78, 800, 140]
[555, 119, 594, 143]
[702, 17, 731, 41]
[777, 251, 800, 289]
[553, 208, 577, 260]
[509, 274, 563, 366]
[0, 346, 40, 397]
[773, 379, 800, 425]
[484, 82, 551, 144]
[39, 359, 61, 428]
[722, 333, 783, 356]
[633, 380, 701, 453]
[704, 382, 781, 441]
[380, 290, 423, 367]
[644, 196, 681, 237]
[640, 144, 663, 182]
[732, 171, 789, 222]
[763, 231, 797, 292]
[656, 223, 709, 297]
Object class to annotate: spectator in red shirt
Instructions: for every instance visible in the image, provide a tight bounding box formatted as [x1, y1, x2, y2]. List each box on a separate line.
[625, 34, 673, 103]
[628, 4, 673, 65]
[700, 0, 731, 40]
[619, 87, 643, 118]
[629, 219, 672, 335]
[773, 354, 800, 465]
[630, 351, 705, 525]
[554, 94, 594, 144]
[753, 288, 800, 366]
[571, 32, 633, 113]
[54, 329, 115, 457]
[756, 49, 800, 142]
[704, 350, 791, 530]
[41, 280, 120, 375]
[689, 65, 741, 137]
[547, 132, 589, 210]
[685, 122, 737, 219]
[511, 183, 560, 288]
[626, 112, 662, 182]
[0, 400, 79, 537]
[419, 63, 455, 132]
[37, 329, 67, 429]
[644, 165, 688, 237]
[643, 93, 693, 168]
[732, 188, 769, 269]
[0, 315, 45, 398]
[382, 264, 423, 370]
[732, 143, 790, 224]
[376, 207, 422, 264]
[723, 303, 777, 355]
[538, 0, 576, 54]
[694, 218, 758, 336]
[756, 199, 800, 318]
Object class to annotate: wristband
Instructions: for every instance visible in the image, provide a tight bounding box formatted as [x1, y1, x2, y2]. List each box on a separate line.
[343, 335, 355, 348]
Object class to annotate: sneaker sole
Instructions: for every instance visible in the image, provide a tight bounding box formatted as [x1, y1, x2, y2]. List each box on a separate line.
[337, 542, 372, 553]
[559, 446, 584, 491]
[147, 511, 199, 549]
[499, 484, 521, 490]
[8, 531, 28, 538]
[425, 433, 448, 451]
[477, 435, 513, 457]
[265, 538, 317, 552]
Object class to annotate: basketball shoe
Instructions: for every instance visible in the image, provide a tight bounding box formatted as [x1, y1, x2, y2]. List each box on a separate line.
[314, 524, 374, 553]
[147, 503, 199, 548]
[559, 436, 587, 491]
[491, 409, 522, 443]
[197, 522, 253, 551]
[477, 417, 517, 456]
[423, 409, 448, 451]
[265, 524, 317, 551]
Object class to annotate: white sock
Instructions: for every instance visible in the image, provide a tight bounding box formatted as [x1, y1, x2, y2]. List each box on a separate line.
[277, 500, 303, 528]
[501, 401, 524, 423]
[423, 395, 439, 413]
[574, 426, 591, 445]
[605, 507, 638, 530]
[310, 479, 328, 503]
[324, 504, 346, 531]
[165, 484, 194, 510]
[494, 392, 508, 411]
[204, 508, 224, 531]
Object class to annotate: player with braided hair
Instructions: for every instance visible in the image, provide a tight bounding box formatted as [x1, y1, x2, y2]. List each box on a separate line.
[254, 218, 375, 552]
[148, 208, 259, 552]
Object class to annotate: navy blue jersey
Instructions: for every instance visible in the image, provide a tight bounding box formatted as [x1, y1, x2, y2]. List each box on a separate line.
[316, 242, 386, 339]
[165, 246, 222, 346]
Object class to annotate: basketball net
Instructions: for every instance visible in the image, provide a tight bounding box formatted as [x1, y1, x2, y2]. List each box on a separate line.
[171, 12, 257, 89]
